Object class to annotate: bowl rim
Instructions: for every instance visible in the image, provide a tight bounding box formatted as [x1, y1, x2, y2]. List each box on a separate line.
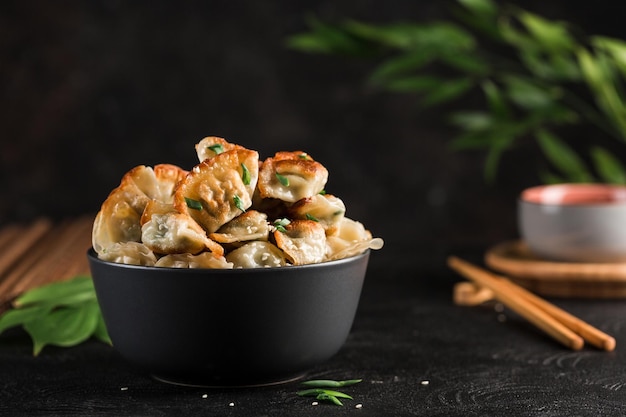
[87, 247, 370, 274]
[519, 183, 626, 207]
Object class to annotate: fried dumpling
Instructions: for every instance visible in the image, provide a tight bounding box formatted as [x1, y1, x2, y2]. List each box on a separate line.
[150, 164, 189, 203]
[92, 164, 188, 254]
[257, 151, 328, 203]
[155, 252, 234, 269]
[226, 241, 287, 268]
[195, 136, 246, 163]
[140, 200, 224, 255]
[174, 149, 259, 234]
[325, 217, 384, 261]
[287, 194, 346, 236]
[273, 219, 326, 265]
[97, 241, 157, 266]
[209, 210, 269, 244]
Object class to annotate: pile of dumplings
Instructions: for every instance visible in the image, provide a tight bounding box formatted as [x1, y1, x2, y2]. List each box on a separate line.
[92, 137, 383, 269]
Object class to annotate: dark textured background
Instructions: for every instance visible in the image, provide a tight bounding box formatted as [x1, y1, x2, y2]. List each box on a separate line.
[2, 0, 625, 267]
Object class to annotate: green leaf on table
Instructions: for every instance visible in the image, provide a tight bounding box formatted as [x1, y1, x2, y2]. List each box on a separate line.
[591, 146, 626, 184]
[14, 275, 95, 308]
[0, 276, 110, 355]
[24, 302, 100, 356]
[0, 305, 53, 334]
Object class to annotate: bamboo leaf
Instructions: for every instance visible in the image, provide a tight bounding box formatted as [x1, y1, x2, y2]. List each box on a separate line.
[344, 20, 475, 51]
[439, 51, 489, 75]
[449, 111, 494, 132]
[379, 75, 444, 93]
[369, 51, 435, 83]
[457, 0, 497, 19]
[591, 146, 626, 184]
[420, 77, 474, 107]
[535, 129, 593, 182]
[592, 36, 626, 77]
[502, 75, 560, 110]
[481, 80, 511, 120]
[517, 10, 574, 52]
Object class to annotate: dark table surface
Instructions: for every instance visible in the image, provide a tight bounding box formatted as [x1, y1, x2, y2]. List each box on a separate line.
[2, 247, 626, 417]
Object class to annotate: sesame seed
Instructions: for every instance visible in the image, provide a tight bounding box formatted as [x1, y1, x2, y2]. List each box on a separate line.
[120, 387, 128, 391]
[355, 404, 363, 409]
[312, 401, 319, 406]
[229, 402, 235, 407]
[420, 380, 429, 386]
[202, 394, 208, 399]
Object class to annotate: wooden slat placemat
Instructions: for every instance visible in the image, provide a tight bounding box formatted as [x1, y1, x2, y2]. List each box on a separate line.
[0, 215, 94, 311]
[485, 240, 626, 298]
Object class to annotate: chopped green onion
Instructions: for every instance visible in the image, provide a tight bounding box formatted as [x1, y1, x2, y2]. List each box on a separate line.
[301, 379, 362, 388]
[317, 393, 343, 406]
[273, 218, 290, 233]
[305, 213, 319, 222]
[233, 195, 246, 212]
[207, 144, 224, 154]
[297, 388, 353, 400]
[275, 172, 289, 186]
[298, 153, 310, 160]
[318, 189, 326, 195]
[184, 197, 203, 211]
[241, 163, 251, 185]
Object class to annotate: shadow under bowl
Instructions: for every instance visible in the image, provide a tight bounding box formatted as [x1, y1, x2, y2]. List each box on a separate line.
[87, 249, 369, 387]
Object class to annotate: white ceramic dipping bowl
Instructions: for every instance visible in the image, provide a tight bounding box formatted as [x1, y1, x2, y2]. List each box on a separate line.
[519, 183, 626, 263]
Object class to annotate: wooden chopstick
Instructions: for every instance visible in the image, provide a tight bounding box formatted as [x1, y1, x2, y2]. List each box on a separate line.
[447, 256, 616, 351]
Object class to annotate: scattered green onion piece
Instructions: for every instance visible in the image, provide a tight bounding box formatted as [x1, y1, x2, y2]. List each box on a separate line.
[275, 172, 289, 187]
[273, 218, 290, 233]
[301, 379, 363, 388]
[305, 213, 319, 222]
[297, 388, 353, 400]
[233, 195, 246, 212]
[207, 144, 224, 154]
[241, 163, 251, 185]
[317, 393, 343, 406]
[184, 197, 203, 211]
[298, 153, 310, 160]
[318, 189, 326, 195]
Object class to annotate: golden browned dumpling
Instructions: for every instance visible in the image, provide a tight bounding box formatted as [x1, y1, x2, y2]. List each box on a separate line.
[91, 164, 189, 254]
[209, 210, 269, 244]
[288, 194, 346, 236]
[195, 136, 246, 162]
[174, 149, 260, 234]
[154, 252, 233, 269]
[226, 241, 287, 268]
[150, 164, 189, 203]
[97, 242, 157, 266]
[325, 217, 384, 261]
[257, 151, 328, 203]
[273, 219, 326, 265]
[140, 200, 224, 256]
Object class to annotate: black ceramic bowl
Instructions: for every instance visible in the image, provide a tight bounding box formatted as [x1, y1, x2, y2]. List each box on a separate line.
[87, 249, 369, 387]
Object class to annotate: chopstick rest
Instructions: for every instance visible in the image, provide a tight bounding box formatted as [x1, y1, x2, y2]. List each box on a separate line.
[448, 256, 616, 351]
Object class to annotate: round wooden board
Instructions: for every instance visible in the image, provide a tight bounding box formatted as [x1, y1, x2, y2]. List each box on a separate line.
[485, 240, 626, 298]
